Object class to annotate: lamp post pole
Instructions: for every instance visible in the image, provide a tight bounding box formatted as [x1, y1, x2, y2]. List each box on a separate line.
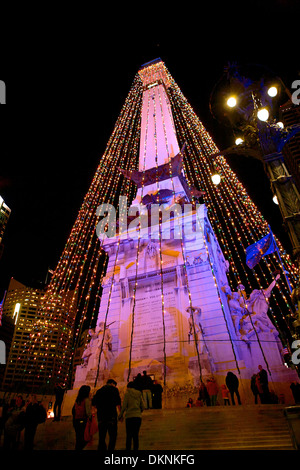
[210, 64, 300, 332]
[256, 118, 300, 330]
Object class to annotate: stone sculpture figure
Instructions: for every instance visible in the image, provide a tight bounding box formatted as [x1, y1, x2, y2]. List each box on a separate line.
[222, 284, 247, 336]
[239, 274, 281, 342]
[96, 322, 113, 370]
[222, 275, 281, 346]
[187, 306, 203, 353]
[81, 322, 113, 370]
[81, 328, 99, 367]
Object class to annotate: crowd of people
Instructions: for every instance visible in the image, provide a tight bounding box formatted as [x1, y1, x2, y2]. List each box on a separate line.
[1, 366, 299, 451]
[0, 394, 47, 450]
[0, 372, 163, 451]
[187, 365, 300, 408]
[187, 373, 242, 408]
[72, 370, 163, 452]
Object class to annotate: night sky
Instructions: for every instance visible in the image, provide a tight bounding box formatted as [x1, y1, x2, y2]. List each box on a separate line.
[0, 1, 299, 298]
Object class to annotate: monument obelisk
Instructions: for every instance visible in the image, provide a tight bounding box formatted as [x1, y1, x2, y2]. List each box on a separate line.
[69, 59, 297, 407]
[73, 59, 244, 390]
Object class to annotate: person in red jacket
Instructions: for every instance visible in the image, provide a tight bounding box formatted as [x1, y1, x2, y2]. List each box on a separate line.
[72, 385, 92, 450]
[221, 385, 230, 405]
[206, 378, 219, 406]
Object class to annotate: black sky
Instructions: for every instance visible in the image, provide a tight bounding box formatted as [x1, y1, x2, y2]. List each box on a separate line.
[0, 1, 299, 297]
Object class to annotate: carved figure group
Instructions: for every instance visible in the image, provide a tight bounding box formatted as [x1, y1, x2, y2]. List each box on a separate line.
[222, 273, 281, 343]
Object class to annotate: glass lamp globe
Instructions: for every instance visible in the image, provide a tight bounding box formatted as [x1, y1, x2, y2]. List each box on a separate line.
[267, 86, 278, 97]
[226, 97, 237, 108]
[257, 108, 269, 121]
[211, 173, 221, 185]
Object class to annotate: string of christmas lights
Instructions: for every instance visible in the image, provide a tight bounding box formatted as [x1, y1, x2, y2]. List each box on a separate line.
[21, 62, 298, 390]
[126, 87, 151, 382]
[166, 71, 297, 341]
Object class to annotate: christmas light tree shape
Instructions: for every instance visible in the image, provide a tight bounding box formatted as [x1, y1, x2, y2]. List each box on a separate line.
[21, 59, 298, 391]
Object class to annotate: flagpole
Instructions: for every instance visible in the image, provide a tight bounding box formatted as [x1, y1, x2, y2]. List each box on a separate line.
[268, 225, 293, 294]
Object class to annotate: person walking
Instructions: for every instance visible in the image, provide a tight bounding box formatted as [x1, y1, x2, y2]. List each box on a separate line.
[225, 372, 242, 405]
[141, 371, 153, 409]
[206, 378, 219, 406]
[251, 374, 259, 404]
[221, 385, 230, 405]
[118, 382, 144, 451]
[53, 382, 65, 422]
[92, 379, 121, 452]
[72, 385, 92, 451]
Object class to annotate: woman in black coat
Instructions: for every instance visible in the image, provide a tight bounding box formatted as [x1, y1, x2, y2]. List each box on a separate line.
[225, 372, 242, 405]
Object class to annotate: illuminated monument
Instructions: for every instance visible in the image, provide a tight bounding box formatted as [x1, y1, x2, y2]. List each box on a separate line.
[71, 60, 298, 401]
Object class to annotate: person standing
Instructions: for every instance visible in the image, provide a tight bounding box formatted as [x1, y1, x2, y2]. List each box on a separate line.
[92, 379, 121, 452]
[152, 380, 163, 409]
[72, 385, 92, 451]
[290, 382, 300, 404]
[141, 371, 153, 409]
[24, 394, 46, 450]
[53, 382, 65, 422]
[257, 365, 270, 404]
[198, 381, 210, 406]
[255, 373, 264, 402]
[206, 378, 219, 406]
[3, 395, 26, 450]
[133, 373, 143, 392]
[251, 374, 259, 404]
[221, 385, 230, 405]
[0, 398, 7, 445]
[225, 372, 242, 405]
[118, 382, 144, 451]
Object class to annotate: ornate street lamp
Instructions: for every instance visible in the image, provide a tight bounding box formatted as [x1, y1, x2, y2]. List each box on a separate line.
[209, 63, 300, 331]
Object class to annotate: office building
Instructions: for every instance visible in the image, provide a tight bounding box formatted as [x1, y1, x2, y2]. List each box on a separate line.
[0, 196, 11, 260]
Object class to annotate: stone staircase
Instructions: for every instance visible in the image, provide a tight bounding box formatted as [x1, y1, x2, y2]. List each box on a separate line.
[138, 405, 296, 450]
[32, 404, 297, 451]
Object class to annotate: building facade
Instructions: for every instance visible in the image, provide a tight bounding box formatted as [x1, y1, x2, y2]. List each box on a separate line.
[1, 278, 45, 390]
[1, 278, 77, 392]
[0, 195, 11, 260]
[280, 101, 300, 191]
